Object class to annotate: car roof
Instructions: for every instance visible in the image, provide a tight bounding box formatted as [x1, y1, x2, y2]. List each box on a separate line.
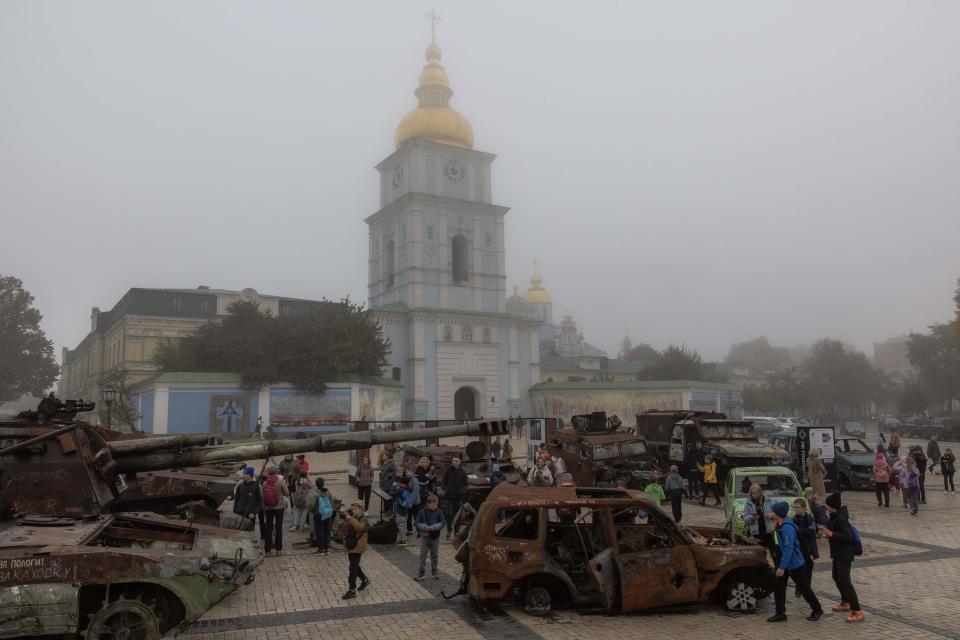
[731, 466, 798, 476]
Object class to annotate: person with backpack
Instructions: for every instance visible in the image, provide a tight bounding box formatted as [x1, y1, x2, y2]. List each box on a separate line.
[909, 445, 928, 504]
[942, 447, 956, 495]
[664, 465, 685, 522]
[791, 497, 818, 598]
[413, 456, 435, 536]
[390, 467, 419, 546]
[873, 451, 891, 508]
[766, 501, 823, 622]
[818, 492, 864, 623]
[309, 476, 335, 555]
[414, 494, 446, 581]
[339, 500, 370, 600]
[289, 470, 312, 532]
[356, 456, 374, 512]
[441, 456, 468, 539]
[900, 455, 921, 515]
[260, 465, 290, 555]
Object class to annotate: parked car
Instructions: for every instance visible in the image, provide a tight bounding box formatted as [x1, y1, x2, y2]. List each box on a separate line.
[839, 421, 866, 438]
[833, 436, 876, 490]
[743, 417, 786, 438]
[452, 484, 774, 616]
[768, 430, 836, 489]
[877, 415, 903, 430]
[908, 417, 960, 440]
[723, 466, 806, 537]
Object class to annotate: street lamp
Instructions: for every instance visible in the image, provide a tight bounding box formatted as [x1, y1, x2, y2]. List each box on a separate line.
[101, 386, 117, 430]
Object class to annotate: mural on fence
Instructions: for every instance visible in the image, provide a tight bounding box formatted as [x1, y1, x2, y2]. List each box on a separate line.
[531, 390, 683, 423]
[270, 389, 351, 426]
[209, 395, 251, 435]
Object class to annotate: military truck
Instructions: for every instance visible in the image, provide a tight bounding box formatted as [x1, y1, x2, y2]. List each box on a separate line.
[545, 412, 662, 489]
[634, 411, 791, 484]
[0, 398, 508, 638]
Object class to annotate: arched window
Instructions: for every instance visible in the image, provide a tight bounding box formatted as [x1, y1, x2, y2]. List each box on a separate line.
[385, 240, 395, 287]
[452, 234, 469, 283]
[462, 323, 473, 342]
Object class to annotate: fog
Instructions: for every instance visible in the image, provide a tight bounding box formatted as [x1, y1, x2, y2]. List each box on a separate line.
[2, 1, 958, 361]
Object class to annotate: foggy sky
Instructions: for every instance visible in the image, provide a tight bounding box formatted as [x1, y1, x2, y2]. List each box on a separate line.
[2, 1, 958, 363]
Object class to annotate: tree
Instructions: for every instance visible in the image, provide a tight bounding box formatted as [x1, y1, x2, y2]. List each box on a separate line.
[0, 276, 59, 403]
[724, 337, 793, 371]
[100, 368, 141, 431]
[953, 278, 960, 343]
[896, 381, 929, 416]
[637, 344, 727, 382]
[622, 342, 659, 364]
[801, 339, 882, 419]
[152, 298, 390, 393]
[907, 323, 960, 412]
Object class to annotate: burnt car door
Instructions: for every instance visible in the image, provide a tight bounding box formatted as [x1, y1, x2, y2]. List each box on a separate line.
[581, 508, 617, 612]
[609, 505, 700, 612]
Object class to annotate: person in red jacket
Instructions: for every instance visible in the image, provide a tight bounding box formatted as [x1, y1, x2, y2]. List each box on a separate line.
[873, 451, 891, 508]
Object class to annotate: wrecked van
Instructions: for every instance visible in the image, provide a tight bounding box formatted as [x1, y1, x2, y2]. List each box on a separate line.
[452, 484, 773, 615]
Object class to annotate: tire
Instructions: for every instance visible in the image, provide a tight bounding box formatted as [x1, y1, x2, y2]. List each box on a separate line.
[720, 580, 761, 612]
[85, 596, 161, 640]
[524, 586, 552, 616]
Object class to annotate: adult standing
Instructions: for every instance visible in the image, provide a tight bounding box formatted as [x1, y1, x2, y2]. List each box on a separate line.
[888, 430, 901, 456]
[309, 477, 334, 555]
[909, 445, 928, 504]
[664, 465, 685, 522]
[501, 439, 514, 462]
[806, 448, 827, 500]
[818, 492, 864, 623]
[872, 452, 891, 508]
[766, 501, 823, 623]
[279, 454, 298, 496]
[742, 483, 774, 550]
[927, 436, 941, 473]
[528, 457, 554, 487]
[942, 447, 956, 495]
[356, 456, 374, 512]
[261, 465, 290, 555]
[232, 466, 262, 535]
[490, 437, 502, 461]
[697, 454, 721, 506]
[440, 456, 468, 539]
[339, 500, 370, 600]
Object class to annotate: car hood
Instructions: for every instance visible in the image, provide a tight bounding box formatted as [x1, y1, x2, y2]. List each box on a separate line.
[837, 452, 875, 466]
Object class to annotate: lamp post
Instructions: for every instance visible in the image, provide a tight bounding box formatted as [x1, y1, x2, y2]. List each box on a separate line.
[101, 386, 117, 430]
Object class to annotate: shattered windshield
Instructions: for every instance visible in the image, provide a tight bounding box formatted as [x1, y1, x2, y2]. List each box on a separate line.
[735, 474, 802, 497]
[701, 424, 757, 440]
[620, 440, 648, 457]
[592, 443, 622, 460]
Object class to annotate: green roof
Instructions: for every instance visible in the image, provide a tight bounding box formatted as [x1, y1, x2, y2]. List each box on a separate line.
[133, 371, 402, 389]
[530, 379, 740, 392]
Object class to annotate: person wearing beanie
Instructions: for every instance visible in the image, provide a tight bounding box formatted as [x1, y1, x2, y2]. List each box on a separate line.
[873, 451, 891, 508]
[767, 501, 822, 622]
[232, 465, 263, 535]
[338, 500, 370, 599]
[818, 492, 864, 622]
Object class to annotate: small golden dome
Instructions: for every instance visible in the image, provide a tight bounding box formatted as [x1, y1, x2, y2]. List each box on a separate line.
[395, 39, 474, 150]
[524, 271, 552, 304]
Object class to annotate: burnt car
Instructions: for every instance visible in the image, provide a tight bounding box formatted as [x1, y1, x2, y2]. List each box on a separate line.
[452, 484, 773, 616]
[546, 412, 662, 488]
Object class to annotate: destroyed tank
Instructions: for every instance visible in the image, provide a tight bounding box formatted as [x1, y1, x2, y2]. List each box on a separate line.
[0, 398, 508, 638]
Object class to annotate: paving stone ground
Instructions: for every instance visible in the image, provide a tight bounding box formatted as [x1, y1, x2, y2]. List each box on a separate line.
[178, 439, 960, 640]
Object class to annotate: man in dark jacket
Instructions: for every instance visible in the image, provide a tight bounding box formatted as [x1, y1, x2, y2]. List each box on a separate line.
[910, 445, 928, 504]
[233, 466, 263, 525]
[818, 492, 863, 623]
[440, 456, 468, 539]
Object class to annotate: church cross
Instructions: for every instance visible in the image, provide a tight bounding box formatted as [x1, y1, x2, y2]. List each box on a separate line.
[426, 9, 440, 40]
[533, 257, 540, 273]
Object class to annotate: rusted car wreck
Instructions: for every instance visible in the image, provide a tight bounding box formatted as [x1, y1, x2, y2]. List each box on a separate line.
[452, 484, 773, 615]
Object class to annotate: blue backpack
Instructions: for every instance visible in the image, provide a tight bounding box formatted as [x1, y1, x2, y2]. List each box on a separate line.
[398, 488, 413, 510]
[849, 523, 863, 556]
[317, 493, 334, 521]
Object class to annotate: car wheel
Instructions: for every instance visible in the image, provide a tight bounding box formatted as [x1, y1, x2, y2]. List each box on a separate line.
[85, 596, 161, 640]
[721, 580, 760, 612]
[524, 586, 552, 616]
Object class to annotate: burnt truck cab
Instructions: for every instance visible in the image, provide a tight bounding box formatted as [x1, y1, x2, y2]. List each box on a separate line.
[635, 411, 791, 483]
[545, 412, 662, 488]
[456, 484, 773, 616]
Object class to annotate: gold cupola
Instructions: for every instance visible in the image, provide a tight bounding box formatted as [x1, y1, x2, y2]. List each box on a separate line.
[394, 39, 475, 149]
[524, 271, 552, 304]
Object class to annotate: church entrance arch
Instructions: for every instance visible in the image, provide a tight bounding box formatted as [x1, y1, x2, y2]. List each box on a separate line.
[454, 386, 478, 421]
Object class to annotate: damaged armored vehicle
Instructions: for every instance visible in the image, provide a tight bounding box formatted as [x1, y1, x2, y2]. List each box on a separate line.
[451, 483, 773, 616]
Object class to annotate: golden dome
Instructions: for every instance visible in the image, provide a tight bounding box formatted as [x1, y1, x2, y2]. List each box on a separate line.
[395, 39, 474, 149]
[524, 271, 552, 304]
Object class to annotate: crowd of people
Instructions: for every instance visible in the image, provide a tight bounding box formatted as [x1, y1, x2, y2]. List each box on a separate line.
[874, 432, 956, 515]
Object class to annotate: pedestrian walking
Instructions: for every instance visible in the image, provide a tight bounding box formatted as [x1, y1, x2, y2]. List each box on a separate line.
[279, 454, 298, 496]
[339, 501, 370, 600]
[356, 456, 374, 512]
[232, 466, 262, 536]
[942, 448, 956, 495]
[873, 451, 891, 508]
[261, 465, 290, 555]
[927, 436, 942, 473]
[501, 439, 513, 462]
[909, 445, 928, 504]
[440, 456, 468, 539]
[697, 455, 721, 506]
[888, 430, 901, 456]
[665, 465, 685, 522]
[806, 448, 827, 500]
[289, 470, 311, 531]
[818, 492, 864, 622]
[766, 501, 823, 622]
[414, 494, 446, 581]
[310, 477, 334, 555]
[791, 498, 818, 598]
[527, 457, 554, 487]
[900, 456, 921, 515]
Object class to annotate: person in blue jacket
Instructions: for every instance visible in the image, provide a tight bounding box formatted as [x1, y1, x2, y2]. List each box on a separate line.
[767, 501, 823, 623]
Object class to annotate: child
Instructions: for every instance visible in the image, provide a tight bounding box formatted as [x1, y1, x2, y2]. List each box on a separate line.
[698, 455, 721, 506]
[792, 498, 818, 597]
[289, 470, 311, 532]
[664, 465, 685, 522]
[414, 494, 446, 581]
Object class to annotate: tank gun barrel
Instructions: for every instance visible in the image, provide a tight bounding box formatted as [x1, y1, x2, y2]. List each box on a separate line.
[105, 434, 220, 456]
[110, 419, 509, 475]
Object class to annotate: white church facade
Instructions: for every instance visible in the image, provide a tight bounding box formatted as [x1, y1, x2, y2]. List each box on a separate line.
[367, 38, 541, 421]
